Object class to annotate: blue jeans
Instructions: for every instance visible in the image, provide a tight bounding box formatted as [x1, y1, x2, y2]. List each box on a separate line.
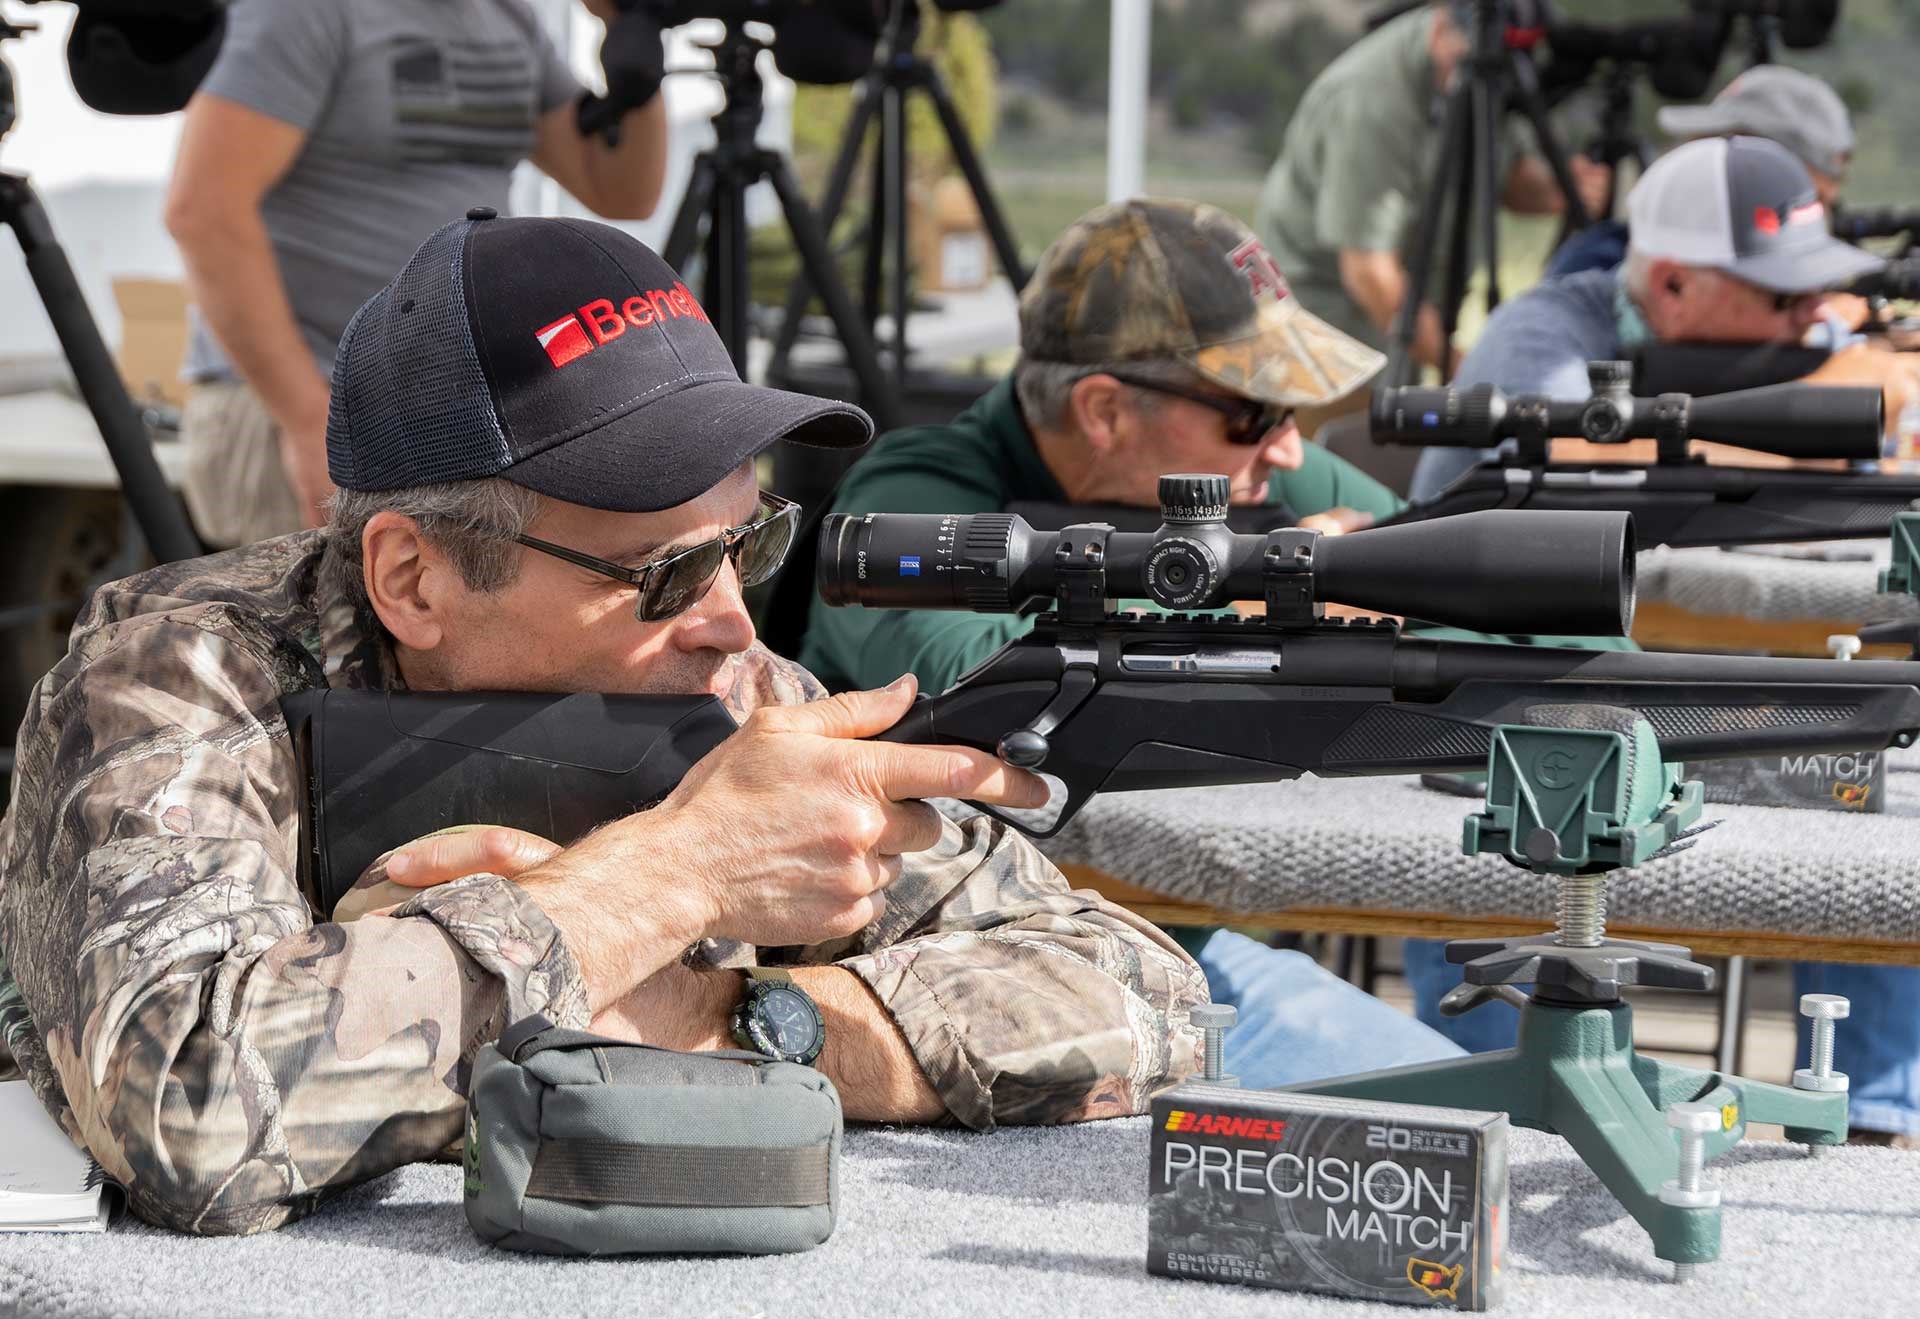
[1402, 939, 1920, 1135]
[1196, 930, 1464, 1090]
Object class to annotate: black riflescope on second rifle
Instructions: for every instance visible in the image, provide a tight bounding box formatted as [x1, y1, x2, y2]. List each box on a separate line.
[1370, 360, 1883, 464]
[818, 474, 1634, 638]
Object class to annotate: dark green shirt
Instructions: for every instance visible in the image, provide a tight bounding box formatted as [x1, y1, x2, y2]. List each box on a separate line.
[799, 376, 1406, 694]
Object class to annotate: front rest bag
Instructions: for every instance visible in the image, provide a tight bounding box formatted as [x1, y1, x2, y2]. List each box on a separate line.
[465, 1016, 841, 1256]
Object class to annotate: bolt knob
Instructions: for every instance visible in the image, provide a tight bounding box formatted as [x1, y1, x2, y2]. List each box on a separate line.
[1828, 634, 1863, 661]
[1190, 1003, 1238, 1030]
[1800, 993, 1851, 1020]
[1667, 1101, 1722, 1134]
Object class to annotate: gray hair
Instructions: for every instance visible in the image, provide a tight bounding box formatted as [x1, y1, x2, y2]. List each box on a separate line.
[322, 478, 544, 616]
[1011, 355, 1202, 431]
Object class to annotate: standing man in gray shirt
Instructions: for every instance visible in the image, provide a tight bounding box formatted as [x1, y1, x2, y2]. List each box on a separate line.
[166, 0, 669, 543]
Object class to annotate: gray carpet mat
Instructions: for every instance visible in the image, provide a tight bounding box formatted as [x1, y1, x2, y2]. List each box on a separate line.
[1638, 544, 1920, 622]
[3, 1120, 1914, 1318]
[1041, 757, 1920, 941]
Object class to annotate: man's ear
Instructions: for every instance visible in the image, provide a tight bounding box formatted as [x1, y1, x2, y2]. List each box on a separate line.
[1639, 257, 1690, 334]
[1067, 373, 1129, 455]
[362, 511, 451, 651]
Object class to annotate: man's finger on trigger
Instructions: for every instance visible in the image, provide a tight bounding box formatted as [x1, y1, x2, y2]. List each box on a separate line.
[859, 742, 1047, 807]
[875, 800, 945, 857]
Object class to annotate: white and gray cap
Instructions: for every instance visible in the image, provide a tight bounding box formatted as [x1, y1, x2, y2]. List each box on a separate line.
[1657, 65, 1853, 180]
[1627, 136, 1884, 293]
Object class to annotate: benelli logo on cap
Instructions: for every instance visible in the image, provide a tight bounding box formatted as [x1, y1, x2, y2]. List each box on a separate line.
[1163, 1109, 1289, 1141]
[535, 281, 711, 369]
[1228, 237, 1291, 304]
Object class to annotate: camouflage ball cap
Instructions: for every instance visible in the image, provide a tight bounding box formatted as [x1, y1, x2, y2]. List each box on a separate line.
[1018, 197, 1385, 407]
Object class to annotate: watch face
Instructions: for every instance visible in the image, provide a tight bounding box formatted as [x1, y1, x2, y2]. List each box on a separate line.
[757, 985, 821, 1057]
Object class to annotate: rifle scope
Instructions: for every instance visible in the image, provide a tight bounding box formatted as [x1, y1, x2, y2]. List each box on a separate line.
[1850, 256, 1920, 302]
[1834, 206, 1920, 244]
[819, 475, 1635, 637]
[1371, 360, 1882, 462]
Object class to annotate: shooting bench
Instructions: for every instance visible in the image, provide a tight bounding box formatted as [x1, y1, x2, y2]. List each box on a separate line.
[1632, 544, 1920, 658]
[6, 1118, 1918, 1318]
[1040, 751, 1920, 972]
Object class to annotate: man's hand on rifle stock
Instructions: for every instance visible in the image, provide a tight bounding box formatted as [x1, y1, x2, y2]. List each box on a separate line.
[362, 676, 1049, 1017]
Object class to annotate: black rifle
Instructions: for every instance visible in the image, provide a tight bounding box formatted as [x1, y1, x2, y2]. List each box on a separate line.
[1372, 361, 1917, 548]
[286, 494, 1920, 913]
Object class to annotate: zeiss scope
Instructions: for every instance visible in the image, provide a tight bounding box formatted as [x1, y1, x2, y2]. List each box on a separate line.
[819, 475, 1635, 637]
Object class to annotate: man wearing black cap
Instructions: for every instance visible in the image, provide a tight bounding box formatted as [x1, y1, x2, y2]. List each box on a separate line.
[0, 212, 1208, 1236]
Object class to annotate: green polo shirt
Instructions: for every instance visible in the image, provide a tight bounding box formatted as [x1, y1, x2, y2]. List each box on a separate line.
[798, 375, 1405, 695]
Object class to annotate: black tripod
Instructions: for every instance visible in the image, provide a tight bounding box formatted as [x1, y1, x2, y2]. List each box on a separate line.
[764, 0, 1027, 395]
[0, 20, 199, 564]
[659, 23, 898, 428]
[1385, 0, 1591, 387]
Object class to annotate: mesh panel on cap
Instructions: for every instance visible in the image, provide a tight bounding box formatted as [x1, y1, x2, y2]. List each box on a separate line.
[327, 220, 510, 490]
[1626, 138, 1734, 268]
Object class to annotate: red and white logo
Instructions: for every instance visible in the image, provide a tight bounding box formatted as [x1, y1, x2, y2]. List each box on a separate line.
[536, 315, 595, 369]
[1228, 237, 1291, 304]
[1753, 205, 1782, 236]
[534, 281, 712, 369]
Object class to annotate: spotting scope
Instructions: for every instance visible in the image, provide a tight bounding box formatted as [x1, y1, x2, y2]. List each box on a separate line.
[1370, 360, 1882, 464]
[819, 474, 1634, 637]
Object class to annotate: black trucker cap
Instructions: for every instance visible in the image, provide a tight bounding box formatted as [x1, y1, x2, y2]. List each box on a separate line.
[326, 208, 872, 512]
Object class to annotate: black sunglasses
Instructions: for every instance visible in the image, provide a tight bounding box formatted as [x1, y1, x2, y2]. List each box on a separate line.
[512, 491, 800, 623]
[1105, 372, 1293, 445]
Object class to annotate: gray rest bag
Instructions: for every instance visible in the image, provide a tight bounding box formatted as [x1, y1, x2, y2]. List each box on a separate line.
[464, 1015, 841, 1256]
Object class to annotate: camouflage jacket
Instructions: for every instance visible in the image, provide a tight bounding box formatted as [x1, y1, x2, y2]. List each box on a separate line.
[0, 533, 1205, 1235]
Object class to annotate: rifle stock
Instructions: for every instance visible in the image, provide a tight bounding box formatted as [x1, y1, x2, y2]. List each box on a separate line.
[280, 612, 1920, 902]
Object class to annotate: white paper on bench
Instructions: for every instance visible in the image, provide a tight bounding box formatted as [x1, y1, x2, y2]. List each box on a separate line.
[0, 1079, 109, 1232]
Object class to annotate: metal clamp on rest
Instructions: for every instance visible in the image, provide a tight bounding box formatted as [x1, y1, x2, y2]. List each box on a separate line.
[1861, 510, 1920, 658]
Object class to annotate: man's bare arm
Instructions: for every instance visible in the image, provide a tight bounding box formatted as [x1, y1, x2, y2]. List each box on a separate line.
[1339, 248, 1455, 372]
[587, 963, 944, 1122]
[164, 94, 333, 525]
[531, 95, 668, 220]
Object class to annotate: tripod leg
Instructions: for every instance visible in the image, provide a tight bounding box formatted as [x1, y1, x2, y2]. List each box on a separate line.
[860, 118, 887, 335]
[1471, 73, 1502, 314]
[767, 78, 884, 384]
[708, 156, 752, 370]
[1507, 51, 1591, 231]
[1438, 106, 1476, 348]
[1, 175, 201, 564]
[918, 66, 1029, 288]
[1388, 84, 1470, 387]
[663, 154, 718, 274]
[766, 156, 901, 429]
[884, 78, 910, 391]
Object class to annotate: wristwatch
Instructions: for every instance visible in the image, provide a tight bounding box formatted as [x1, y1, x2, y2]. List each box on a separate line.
[730, 967, 825, 1066]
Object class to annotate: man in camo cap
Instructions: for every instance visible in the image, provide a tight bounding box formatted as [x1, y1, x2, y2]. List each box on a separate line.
[801, 197, 1459, 1091]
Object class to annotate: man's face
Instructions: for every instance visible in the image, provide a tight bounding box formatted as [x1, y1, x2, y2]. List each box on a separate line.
[1649, 263, 1827, 345]
[1108, 386, 1304, 507]
[419, 464, 761, 697]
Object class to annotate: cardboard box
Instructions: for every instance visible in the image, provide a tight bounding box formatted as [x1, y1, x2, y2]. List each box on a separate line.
[1148, 1084, 1508, 1310]
[113, 278, 190, 409]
